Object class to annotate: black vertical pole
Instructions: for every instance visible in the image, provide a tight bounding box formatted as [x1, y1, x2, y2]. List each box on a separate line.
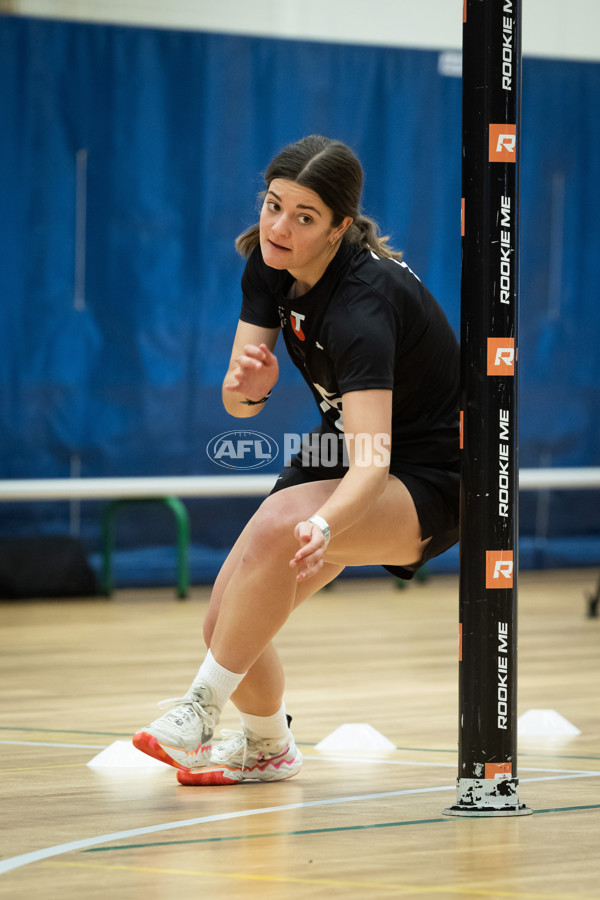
[443, 0, 531, 817]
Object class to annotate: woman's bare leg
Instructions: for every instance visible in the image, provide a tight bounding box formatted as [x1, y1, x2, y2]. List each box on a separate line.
[207, 474, 426, 685]
[204, 515, 343, 715]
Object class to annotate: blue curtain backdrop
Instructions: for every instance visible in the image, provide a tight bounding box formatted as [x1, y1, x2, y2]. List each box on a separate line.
[1, 16, 599, 584]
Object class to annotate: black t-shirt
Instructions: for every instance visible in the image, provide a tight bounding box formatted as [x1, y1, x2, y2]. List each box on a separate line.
[239, 241, 459, 470]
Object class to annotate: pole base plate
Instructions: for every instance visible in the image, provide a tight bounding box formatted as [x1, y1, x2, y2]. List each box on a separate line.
[443, 777, 532, 817]
[443, 803, 532, 817]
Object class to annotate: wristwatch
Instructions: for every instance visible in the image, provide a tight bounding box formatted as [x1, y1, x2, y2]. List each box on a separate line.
[308, 514, 331, 546]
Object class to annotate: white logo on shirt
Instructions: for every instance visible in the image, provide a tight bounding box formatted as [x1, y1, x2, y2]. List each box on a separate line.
[370, 250, 421, 282]
[313, 383, 344, 431]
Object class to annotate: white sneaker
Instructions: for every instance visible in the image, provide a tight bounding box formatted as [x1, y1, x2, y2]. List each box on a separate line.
[176, 728, 303, 785]
[132, 684, 219, 770]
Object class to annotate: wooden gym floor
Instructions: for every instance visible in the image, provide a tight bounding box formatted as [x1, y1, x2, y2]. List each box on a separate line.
[1, 568, 599, 899]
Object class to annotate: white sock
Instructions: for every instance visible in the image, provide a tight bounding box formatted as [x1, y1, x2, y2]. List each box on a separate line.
[191, 649, 246, 710]
[240, 702, 290, 742]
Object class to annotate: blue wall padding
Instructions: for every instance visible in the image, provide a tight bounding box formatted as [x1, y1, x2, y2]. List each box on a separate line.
[1, 16, 599, 584]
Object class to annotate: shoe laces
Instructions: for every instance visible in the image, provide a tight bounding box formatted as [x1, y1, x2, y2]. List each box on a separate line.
[213, 729, 288, 770]
[156, 689, 218, 730]
[212, 729, 248, 766]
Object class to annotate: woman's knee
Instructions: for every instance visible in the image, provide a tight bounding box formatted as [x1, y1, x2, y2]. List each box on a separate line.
[244, 492, 299, 558]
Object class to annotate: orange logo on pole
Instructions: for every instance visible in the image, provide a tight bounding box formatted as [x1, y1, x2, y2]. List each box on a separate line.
[486, 550, 513, 588]
[489, 124, 517, 162]
[487, 338, 515, 375]
[485, 762, 512, 780]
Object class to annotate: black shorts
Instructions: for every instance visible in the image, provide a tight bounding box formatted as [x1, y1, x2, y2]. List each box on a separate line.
[270, 455, 459, 581]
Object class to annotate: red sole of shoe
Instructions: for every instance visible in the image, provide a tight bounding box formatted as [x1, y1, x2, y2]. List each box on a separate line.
[132, 731, 185, 770]
[176, 767, 238, 786]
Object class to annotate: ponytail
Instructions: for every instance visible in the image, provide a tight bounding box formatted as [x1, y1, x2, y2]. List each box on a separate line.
[345, 214, 403, 261]
[235, 223, 260, 258]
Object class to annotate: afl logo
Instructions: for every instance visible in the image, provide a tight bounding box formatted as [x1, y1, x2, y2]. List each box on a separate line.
[206, 431, 279, 470]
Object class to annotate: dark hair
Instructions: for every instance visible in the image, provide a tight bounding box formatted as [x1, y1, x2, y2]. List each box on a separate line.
[235, 135, 402, 260]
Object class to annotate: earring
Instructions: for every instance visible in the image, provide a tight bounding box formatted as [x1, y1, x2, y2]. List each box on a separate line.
[330, 237, 337, 246]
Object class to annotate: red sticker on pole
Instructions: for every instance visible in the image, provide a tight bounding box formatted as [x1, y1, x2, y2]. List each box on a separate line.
[489, 124, 517, 162]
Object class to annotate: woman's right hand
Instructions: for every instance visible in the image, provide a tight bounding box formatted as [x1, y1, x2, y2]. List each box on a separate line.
[289, 519, 328, 582]
[224, 342, 279, 402]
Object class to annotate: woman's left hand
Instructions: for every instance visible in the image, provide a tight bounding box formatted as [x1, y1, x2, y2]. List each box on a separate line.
[289, 520, 327, 582]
